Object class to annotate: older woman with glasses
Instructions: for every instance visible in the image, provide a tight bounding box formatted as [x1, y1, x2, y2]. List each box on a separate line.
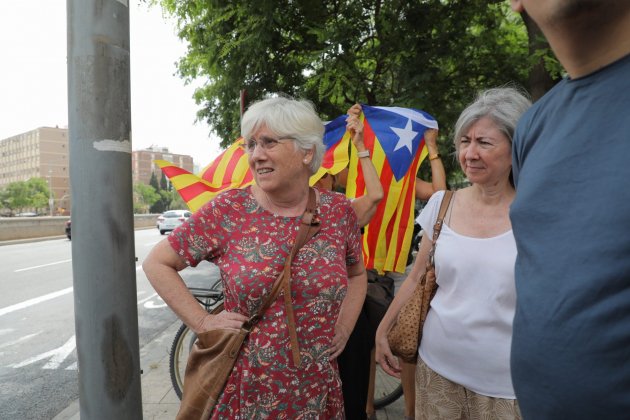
[143, 95, 367, 419]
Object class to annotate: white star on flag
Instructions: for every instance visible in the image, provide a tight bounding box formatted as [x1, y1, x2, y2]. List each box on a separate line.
[391, 119, 418, 153]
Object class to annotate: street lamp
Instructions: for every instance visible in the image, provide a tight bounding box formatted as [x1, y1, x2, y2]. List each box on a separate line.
[47, 169, 54, 216]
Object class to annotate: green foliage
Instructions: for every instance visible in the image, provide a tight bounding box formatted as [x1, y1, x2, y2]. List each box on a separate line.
[0, 177, 51, 214]
[155, 0, 557, 183]
[169, 189, 187, 210]
[150, 189, 174, 214]
[134, 182, 160, 214]
[26, 178, 50, 212]
[149, 172, 159, 191]
[144, 170, 174, 213]
[160, 173, 170, 191]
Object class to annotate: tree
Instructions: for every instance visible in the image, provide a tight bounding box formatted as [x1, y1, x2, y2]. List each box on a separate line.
[0, 178, 51, 215]
[25, 178, 50, 213]
[169, 189, 187, 210]
[0, 187, 12, 215]
[150, 190, 173, 214]
[517, 11, 564, 100]
[149, 172, 159, 191]
[160, 172, 170, 191]
[134, 183, 160, 214]
[156, 0, 559, 184]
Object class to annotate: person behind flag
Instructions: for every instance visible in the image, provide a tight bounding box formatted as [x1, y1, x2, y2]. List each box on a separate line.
[143, 95, 368, 419]
[397, 124, 446, 420]
[375, 87, 531, 420]
[508, 2, 630, 419]
[414, 127, 447, 201]
[315, 105, 384, 228]
[322, 104, 445, 420]
[317, 104, 384, 420]
[334, 125, 446, 201]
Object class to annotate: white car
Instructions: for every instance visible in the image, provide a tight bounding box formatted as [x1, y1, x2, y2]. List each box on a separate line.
[157, 210, 192, 235]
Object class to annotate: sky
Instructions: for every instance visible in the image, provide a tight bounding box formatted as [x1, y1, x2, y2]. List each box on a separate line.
[0, 0, 223, 170]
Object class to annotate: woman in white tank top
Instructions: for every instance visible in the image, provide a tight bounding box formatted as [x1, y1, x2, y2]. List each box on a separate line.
[375, 87, 531, 420]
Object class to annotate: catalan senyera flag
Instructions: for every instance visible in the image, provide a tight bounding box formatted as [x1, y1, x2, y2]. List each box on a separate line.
[158, 119, 350, 210]
[155, 139, 254, 212]
[345, 105, 438, 274]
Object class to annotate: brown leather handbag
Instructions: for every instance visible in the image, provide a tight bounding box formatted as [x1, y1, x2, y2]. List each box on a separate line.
[176, 189, 320, 420]
[387, 190, 453, 363]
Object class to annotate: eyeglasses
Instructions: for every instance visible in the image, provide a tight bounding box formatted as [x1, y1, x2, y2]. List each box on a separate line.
[241, 136, 293, 153]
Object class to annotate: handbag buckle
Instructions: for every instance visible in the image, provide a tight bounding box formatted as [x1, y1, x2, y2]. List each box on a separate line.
[242, 314, 260, 331]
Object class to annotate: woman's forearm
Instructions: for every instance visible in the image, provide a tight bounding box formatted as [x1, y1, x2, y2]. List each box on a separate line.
[359, 155, 384, 204]
[337, 269, 368, 333]
[352, 155, 384, 226]
[143, 240, 211, 333]
[429, 157, 447, 192]
[375, 234, 432, 338]
[376, 265, 423, 336]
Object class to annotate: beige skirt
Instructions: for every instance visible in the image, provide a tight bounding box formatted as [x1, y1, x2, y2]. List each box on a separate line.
[415, 357, 522, 420]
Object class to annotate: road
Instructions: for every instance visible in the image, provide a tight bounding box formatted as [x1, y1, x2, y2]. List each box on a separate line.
[0, 229, 219, 419]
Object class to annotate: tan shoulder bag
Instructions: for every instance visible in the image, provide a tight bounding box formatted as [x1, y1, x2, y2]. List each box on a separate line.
[387, 190, 453, 363]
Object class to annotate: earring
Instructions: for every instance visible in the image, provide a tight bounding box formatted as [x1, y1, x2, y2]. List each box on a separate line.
[303, 159, 309, 164]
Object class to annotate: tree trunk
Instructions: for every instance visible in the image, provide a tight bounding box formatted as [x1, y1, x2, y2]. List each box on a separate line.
[522, 12, 558, 101]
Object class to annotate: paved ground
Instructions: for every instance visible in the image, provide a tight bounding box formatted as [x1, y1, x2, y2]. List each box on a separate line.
[53, 320, 406, 420]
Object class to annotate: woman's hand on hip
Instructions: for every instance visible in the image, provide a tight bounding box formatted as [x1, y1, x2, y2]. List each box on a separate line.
[327, 323, 351, 360]
[198, 310, 249, 333]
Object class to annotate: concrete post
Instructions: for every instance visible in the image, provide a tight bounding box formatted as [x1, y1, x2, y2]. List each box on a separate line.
[67, 0, 142, 418]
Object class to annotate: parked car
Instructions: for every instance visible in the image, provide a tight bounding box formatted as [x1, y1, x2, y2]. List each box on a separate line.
[65, 220, 71, 240]
[157, 210, 192, 235]
[16, 212, 39, 217]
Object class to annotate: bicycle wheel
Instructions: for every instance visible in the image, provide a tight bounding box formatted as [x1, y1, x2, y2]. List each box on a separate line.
[169, 323, 197, 400]
[373, 361, 403, 409]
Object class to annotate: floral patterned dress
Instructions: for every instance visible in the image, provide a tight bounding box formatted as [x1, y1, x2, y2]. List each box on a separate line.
[168, 186, 363, 419]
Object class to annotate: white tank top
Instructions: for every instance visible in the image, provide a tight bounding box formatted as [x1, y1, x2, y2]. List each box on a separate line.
[416, 191, 517, 398]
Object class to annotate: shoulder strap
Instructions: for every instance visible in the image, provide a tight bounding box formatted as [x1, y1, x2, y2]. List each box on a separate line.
[431, 190, 453, 242]
[427, 190, 453, 268]
[281, 188, 319, 367]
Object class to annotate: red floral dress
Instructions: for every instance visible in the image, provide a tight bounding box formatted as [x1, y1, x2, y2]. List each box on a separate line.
[168, 186, 362, 419]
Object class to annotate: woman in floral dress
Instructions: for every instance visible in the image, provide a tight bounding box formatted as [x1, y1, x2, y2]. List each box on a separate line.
[144, 95, 368, 419]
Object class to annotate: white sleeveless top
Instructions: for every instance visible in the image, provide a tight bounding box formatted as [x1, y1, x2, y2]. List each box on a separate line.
[416, 190, 517, 398]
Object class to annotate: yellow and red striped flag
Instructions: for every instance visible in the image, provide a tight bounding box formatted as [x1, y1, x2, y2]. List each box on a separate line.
[309, 114, 351, 185]
[158, 121, 350, 210]
[155, 139, 253, 212]
[345, 105, 438, 274]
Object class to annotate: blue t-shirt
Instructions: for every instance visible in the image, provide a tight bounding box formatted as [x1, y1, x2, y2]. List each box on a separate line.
[510, 53, 630, 419]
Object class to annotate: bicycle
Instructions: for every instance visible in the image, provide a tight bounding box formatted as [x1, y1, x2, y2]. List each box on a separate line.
[168, 283, 403, 409]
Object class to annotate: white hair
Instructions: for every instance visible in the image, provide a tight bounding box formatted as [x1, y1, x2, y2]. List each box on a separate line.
[241, 95, 325, 174]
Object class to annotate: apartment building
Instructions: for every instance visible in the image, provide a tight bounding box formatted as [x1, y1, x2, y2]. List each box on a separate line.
[0, 127, 71, 215]
[131, 146, 194, 185]
[1, 128, 193, 215]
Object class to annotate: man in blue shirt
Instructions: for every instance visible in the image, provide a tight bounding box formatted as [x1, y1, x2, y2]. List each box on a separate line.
[509, 1, 630, 418]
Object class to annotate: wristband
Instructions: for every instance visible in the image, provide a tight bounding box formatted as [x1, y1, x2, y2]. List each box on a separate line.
[357, 150, 370, 158]
[429, 153, 441, 161]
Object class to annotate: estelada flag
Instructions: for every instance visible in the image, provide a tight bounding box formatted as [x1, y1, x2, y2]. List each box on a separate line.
[345, 105, 438, 274]
[309, 114, 351, 185]
[155, 139, 253, 212]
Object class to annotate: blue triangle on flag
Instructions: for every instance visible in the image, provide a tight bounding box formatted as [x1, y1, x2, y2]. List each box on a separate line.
[323, 115, 347, 151]
[362, 105, 433, 180]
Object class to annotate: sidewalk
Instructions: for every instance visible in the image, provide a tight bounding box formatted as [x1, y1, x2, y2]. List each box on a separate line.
[53, 320, 405, 420]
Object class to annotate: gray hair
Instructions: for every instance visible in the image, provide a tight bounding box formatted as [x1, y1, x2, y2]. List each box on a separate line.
[453, 87, 532, 154]
[241, 95, 325, 174]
